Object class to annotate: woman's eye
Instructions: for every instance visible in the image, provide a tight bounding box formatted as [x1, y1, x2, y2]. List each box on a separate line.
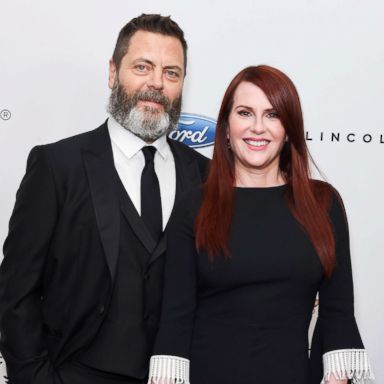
[266, 111, 278, 119]
[238, 110, 251, 117]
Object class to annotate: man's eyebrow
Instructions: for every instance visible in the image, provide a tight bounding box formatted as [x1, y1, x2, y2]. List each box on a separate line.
[163, 65, 183, 72]
[133, 58, 153, 64]
[132, 59, 183, 73]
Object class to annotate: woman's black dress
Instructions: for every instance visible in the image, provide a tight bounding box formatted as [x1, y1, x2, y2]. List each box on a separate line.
[149, 185, 372, 384]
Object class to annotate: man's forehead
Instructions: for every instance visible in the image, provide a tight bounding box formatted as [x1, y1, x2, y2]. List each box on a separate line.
[125, 30, 184, 62]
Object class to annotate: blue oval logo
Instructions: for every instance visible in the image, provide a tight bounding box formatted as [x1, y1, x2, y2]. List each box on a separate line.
[168, 113, 216, 148]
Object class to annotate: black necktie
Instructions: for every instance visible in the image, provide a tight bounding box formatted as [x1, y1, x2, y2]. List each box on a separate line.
[141, 146, 162, 242]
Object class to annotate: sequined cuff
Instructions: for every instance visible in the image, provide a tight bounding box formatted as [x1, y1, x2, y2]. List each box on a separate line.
[321, 349, 374, 383]
[148, 355, 190, 384]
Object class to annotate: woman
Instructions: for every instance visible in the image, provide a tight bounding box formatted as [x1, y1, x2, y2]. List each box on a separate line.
[147, 66, 374, 384]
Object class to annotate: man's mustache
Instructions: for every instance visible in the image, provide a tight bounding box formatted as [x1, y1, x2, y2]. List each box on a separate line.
[134, 90, 170, 109]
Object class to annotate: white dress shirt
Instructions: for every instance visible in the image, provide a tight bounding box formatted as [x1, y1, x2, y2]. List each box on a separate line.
[108, 116, 176, 230]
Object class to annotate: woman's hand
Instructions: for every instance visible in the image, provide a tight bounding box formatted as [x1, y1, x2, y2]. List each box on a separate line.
[326, 374, 348, 384]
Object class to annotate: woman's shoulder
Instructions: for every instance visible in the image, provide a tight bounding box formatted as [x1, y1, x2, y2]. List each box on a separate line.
[310, 179, 332, 195]
[310, 179, 347, 224]
[310, 179, 343, 205]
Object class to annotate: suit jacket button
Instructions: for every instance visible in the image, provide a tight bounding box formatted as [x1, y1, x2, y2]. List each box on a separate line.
[144, 313, 150, 321]
[99, 305, 105, 315]
[143, 272, 150, 281]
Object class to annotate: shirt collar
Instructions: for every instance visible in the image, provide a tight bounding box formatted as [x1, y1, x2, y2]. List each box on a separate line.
[108, 116, 171, 160]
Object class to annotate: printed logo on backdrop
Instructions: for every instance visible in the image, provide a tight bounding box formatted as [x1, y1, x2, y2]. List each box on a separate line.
[306, 131, 384, 144]
[0, 109, 11, 121]
[169, 113, 216, 148]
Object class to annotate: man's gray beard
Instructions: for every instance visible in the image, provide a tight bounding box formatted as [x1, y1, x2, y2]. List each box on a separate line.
[107, 83, 182, 143]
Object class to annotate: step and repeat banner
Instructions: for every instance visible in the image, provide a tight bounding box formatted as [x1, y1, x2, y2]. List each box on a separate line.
[0, 1, 383, 382]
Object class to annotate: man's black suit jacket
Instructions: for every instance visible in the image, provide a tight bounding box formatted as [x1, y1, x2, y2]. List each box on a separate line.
[0, 121, 209, 384]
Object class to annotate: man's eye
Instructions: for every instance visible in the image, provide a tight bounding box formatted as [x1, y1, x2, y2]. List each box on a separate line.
[135, 64, 149, 72]
[165, 70, 180, 79]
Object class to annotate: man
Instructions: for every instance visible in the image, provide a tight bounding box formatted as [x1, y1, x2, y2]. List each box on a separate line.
[0, 14, 209, 384]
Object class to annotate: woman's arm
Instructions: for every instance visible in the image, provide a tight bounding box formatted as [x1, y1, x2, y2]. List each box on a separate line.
[310, 188, 374, 384]
[148, 191, 201, 384]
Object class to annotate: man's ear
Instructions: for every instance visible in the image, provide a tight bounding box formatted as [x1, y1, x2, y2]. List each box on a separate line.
[108, 59, 117, 89]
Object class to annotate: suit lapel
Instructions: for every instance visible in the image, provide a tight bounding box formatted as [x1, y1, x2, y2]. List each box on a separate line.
[83, 125, 204, 270]
[148, 140, 203, 265]
[82, 123, 120, 280]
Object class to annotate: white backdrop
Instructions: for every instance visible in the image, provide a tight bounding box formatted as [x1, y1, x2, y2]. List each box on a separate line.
[0, 1, 383, 382]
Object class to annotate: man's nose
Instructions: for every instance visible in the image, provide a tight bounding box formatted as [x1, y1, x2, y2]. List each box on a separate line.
[146, 69, 164, 91]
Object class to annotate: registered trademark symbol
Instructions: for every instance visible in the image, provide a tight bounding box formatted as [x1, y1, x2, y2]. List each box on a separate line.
[0, 109, 11, 120]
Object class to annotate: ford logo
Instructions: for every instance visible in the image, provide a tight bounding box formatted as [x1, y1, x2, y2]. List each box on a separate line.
[168, 113, 216, 148]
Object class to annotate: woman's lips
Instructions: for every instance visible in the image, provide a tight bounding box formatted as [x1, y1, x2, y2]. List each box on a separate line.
[243, 138, 270, 151]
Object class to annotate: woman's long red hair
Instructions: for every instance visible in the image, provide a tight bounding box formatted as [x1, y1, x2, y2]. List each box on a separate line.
[195, 65, 336, 278]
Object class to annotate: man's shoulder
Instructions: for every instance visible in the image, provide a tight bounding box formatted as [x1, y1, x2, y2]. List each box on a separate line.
[41, 121, 108, 152]
[168, 139, 210, 181]
[27, 121, 109, 173]
[168, 138, 209, 163]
